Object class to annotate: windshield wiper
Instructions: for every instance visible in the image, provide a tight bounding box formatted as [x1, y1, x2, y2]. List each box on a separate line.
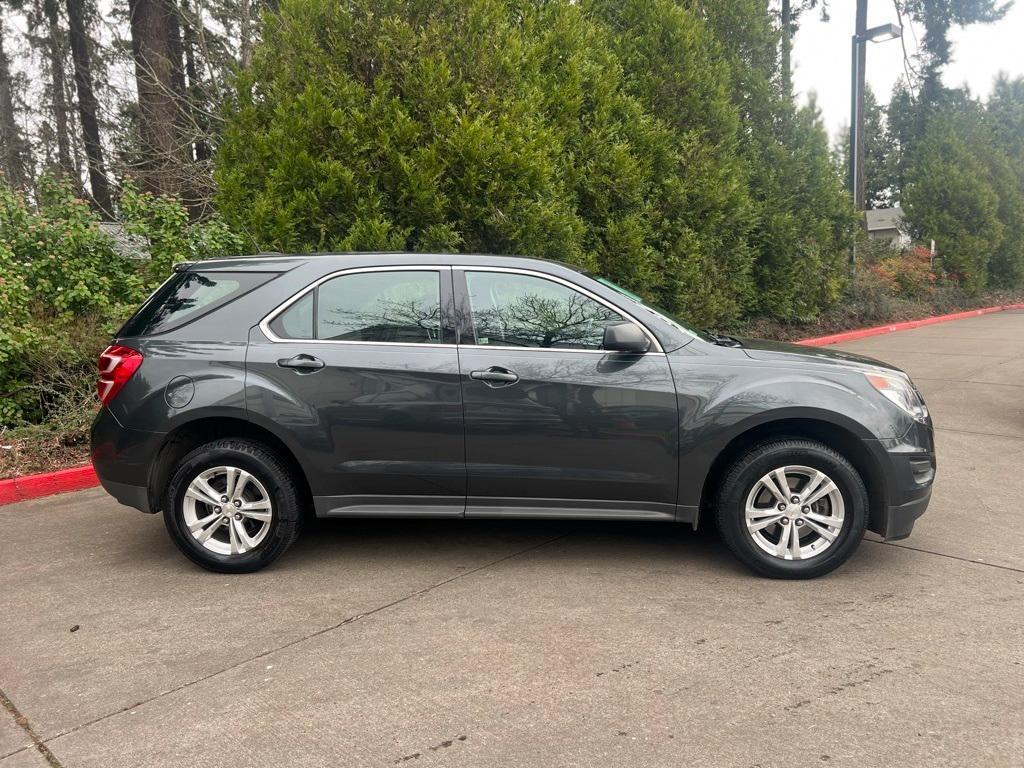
[704, 330, 743, 347]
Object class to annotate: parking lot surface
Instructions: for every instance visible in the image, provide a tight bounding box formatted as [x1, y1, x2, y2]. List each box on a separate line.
[2, 311, 1022, 768]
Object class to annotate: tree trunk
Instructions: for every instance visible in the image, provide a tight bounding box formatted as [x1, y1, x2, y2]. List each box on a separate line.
[180, 0, 208, 161]
[239, 0, 252, 69]
[0, 14, 30, 190]
[42, 0, 74, 179]
[127, 0, 188, 198]
[781, 0, 792, 94]
[65, 0, 112, 215]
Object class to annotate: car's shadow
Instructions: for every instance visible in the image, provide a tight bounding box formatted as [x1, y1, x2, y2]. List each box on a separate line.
[273, 514, 747, 576]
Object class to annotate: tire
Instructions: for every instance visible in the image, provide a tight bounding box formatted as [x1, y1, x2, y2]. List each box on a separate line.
[715, 439, 868, 579]
[163, 438, 303, 573]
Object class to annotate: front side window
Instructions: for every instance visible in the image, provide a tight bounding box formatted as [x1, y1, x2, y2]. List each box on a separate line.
[271, 270, 442, 344]
[465, 271, 624, 350]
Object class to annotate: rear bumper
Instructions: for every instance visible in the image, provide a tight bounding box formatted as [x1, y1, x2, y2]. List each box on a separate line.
[90, 407, 162, 513]
[98, 477, 152, 512]
[866, 420, 936, 541]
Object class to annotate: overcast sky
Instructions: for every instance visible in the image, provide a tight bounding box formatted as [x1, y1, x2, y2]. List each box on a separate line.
[792, 1, 1024, 140]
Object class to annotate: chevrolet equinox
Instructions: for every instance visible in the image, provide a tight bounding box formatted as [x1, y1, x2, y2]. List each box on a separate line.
[90, 253, 935, 578]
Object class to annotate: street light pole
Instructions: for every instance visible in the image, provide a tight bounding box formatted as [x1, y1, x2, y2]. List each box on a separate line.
[848, 3, 902, 267]
[849, 0, 868, 218]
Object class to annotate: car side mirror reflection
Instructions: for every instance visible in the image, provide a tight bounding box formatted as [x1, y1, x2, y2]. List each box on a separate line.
[602, 321, 651, 353]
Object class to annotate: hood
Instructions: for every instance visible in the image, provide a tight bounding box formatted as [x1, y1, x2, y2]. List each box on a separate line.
[738, 336, 905, 375]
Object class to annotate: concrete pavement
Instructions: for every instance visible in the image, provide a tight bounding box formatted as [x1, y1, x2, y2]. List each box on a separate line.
[2, 311, 1023, 767]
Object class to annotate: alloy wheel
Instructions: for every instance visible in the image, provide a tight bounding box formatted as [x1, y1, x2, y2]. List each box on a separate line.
[182, 466, 273, 556]
[744, 465, 845, 561]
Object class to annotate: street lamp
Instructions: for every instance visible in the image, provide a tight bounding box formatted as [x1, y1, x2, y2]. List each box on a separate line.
[849, 15, 902, 219]
[848, 2, 903, 265]
[858, 23, 902, 43]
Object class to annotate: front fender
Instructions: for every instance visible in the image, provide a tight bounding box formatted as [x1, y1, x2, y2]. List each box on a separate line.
[669, 356, 906, 510]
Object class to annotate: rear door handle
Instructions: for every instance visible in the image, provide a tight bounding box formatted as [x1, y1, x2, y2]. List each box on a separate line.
[470, 366, 520, 386]
[277, 353, 325, 372]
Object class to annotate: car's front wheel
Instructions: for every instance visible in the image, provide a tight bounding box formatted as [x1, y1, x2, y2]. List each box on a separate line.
[163, 438, 303, 573]
[715, 439, 868, 579]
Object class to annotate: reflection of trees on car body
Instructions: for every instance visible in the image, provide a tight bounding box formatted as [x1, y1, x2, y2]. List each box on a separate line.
[466, 272, 622, 349]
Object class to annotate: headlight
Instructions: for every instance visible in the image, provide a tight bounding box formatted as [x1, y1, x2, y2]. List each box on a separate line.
[865, 372, 929, 422]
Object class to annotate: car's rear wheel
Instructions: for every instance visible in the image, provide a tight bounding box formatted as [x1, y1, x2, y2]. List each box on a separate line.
[164, 438, 303, 573]
[715, 439, 868, 579]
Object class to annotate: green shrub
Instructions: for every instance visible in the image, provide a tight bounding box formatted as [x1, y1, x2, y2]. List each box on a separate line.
[120, 182, 249, 283]
[0, 179, 245, 427]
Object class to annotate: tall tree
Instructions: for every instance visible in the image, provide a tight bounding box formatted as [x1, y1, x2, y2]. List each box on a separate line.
[38, 0, 74, 177]
[834, 88, 895, 209]
[65, 0, 112, 213]
[895, 0, 1009, 103]
[238, 0, 252, 68]
[902, 93, 1005, 290]
[695, 0, 856, 319]
[179, 0, 208, 162]
[984, 75, 1024, 287]
[0, 11, 30, 189]
[127, 0, 189, 198]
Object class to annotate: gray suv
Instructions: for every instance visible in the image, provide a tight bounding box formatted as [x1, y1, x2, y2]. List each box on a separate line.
[91, 253, 935, 578]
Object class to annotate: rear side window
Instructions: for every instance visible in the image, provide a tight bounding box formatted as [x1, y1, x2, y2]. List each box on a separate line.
[270, 270, 442, 344]
[119, 271, 274, 337]
[268, 292, 313, 340]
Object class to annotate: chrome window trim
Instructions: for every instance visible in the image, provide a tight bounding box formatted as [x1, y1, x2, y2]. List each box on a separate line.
[456, 266, 665, 354]
[259, 265, 456, 347]
[260, 263, 665, 355]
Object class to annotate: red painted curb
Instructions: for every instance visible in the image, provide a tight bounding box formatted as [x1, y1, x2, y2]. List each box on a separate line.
[2, 301, 1023, 504]
[0, 465, 98, 505]
[796, 303, 1024, 347]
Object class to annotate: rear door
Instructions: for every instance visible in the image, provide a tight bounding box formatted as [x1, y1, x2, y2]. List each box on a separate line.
[245, 266, 466, 516]
[455, 268, 679, 519]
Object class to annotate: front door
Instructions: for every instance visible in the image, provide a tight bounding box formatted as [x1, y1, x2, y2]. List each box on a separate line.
[246, 266, 466, 516]
[455, 268, 679, 519]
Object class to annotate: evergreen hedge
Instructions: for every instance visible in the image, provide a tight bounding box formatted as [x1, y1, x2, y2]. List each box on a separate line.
[216, 0, 856, 325]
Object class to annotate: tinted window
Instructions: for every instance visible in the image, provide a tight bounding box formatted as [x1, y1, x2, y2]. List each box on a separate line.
[269, 292, 313, 340]
[119, 271, 273, 337]
[465, 271, 623, 349]
[314, 270, 441, 343]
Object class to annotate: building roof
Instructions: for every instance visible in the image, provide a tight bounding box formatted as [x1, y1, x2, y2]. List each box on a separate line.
[98, 222, 150, 260]
[864, 207, 904, 232]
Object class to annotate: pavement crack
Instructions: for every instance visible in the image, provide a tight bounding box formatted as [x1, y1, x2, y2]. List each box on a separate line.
[935, 426, 1024, 441]
[38, 534, 567, 746]
[0, 687, 64, 767]
[868, 539, 1024, 574]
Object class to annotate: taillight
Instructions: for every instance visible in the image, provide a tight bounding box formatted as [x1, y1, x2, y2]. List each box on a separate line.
[97, 345, 143, 406]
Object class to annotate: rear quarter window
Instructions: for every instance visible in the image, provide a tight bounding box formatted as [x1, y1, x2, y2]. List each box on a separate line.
[119, 270, 274, 337]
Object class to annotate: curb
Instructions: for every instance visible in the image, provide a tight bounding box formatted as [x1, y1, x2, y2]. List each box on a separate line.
[2, 301, 1022, 505]
[0, 465, 98, 505]
[796, 302, 1024, 347]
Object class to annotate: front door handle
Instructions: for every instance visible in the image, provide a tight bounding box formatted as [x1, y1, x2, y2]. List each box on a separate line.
[277, 353, 325, 372]
[470, 366, 520, 387]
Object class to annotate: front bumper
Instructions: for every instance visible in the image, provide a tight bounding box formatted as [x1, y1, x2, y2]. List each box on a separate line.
[880, 488, 932, 540]
[90, 407, 163, 513]
[866, 419, 936, 541]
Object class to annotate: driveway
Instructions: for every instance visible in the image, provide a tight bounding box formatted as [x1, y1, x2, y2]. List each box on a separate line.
[2, 311, 1022, 768]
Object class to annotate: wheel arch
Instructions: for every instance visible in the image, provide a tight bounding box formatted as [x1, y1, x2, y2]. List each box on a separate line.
[147, 416, 313, 514]
[695, 417, 887, 532]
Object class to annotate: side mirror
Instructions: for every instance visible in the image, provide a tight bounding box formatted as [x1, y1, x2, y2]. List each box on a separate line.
[602, 321, 651, 353]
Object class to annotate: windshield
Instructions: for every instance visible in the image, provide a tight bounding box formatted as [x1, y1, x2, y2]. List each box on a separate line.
[593, 276, 711, 342]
